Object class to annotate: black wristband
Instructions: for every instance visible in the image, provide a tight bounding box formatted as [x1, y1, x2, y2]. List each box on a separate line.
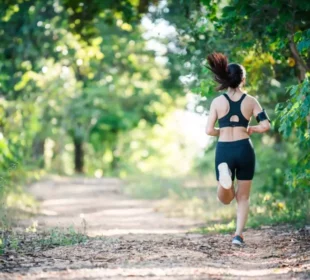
[256, 109, 270, 123]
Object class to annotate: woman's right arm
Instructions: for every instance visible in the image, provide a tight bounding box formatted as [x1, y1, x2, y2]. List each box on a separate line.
[206, 99, 220, 136]
[247, 98, 271, 135]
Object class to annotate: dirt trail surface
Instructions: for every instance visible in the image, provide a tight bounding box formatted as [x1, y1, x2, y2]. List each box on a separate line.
[1, 177, 309, 280]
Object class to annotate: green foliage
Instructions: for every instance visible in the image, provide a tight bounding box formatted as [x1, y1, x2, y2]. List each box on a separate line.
[276, 77, 310, 191]
[0, 0, 184, 220]
[39, 226, 88, 247]
[0, 225, 88, 255]
[296, 29, 310, 54]
[0, 166, 43, 230]
[208, 0, 310, 54]
[192, 220, 236, 234]
[248, 192, 309, 228]
[0, 231, 20, 255]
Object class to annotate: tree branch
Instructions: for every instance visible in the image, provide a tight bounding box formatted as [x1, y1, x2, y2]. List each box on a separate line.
[288, 34, 309, 82]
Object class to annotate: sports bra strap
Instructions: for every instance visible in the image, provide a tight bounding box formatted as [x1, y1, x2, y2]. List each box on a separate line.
[223, 93, 246, 103]
[239, 93, 246, 102]
[223, 93, 231, 102]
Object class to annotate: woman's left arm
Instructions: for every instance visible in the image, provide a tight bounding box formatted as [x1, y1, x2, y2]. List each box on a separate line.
[247, 97, 271, 135]
[206, 99, 220, 136]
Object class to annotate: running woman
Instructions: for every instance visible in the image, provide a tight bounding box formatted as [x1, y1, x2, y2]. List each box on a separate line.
[205, 52, 271, 245]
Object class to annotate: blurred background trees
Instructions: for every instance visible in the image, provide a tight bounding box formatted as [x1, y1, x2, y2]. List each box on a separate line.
[0, 0, 309, 228]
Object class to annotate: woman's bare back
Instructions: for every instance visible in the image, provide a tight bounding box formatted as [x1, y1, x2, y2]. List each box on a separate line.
[213, 92, 256, 142]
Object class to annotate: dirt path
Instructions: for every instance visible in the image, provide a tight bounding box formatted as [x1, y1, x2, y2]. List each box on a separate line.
[1, 177, 309, 279]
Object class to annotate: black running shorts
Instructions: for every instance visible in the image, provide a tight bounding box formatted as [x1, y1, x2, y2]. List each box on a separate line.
[215, 138, 255, 181]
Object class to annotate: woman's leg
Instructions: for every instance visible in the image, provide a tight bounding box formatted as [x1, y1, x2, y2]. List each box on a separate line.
[215, 142, 235, 204]
[235, 180, 252, 235]
[217, 181, 235, 205]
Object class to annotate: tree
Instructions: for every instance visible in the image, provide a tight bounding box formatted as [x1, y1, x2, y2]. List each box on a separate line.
[0, 0, 178, 174]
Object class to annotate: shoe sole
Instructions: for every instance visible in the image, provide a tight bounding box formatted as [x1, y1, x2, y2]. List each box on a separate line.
[218, 163, 232, 189]
[232, 240, 243, 246]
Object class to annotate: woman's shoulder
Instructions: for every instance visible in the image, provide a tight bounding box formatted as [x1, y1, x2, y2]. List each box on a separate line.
[213, 93, 227, 102]
[243, 93, 258, 103]
[210, 94, 226, 108]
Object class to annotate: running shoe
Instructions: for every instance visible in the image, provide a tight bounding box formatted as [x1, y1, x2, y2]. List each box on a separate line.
[232, 234, 244, 245]
[218, 162, 232, 189]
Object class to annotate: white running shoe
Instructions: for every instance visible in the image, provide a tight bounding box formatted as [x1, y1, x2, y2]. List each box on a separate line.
[218, 162, 232, 189]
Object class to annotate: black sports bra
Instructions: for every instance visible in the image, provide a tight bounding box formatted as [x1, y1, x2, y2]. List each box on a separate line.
[218, 93, 249, 128]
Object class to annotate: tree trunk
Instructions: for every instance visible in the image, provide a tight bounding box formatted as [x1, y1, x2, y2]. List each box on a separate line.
[111, 150, 120, 171]
[288, 34, 309, 81]
[32, 137, 45, 168]
[288, 33, 310, 129]
[74, 138, 84, 173]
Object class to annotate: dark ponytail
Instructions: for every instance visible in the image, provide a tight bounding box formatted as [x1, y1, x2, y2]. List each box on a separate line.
[207, 52, 245, 91]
